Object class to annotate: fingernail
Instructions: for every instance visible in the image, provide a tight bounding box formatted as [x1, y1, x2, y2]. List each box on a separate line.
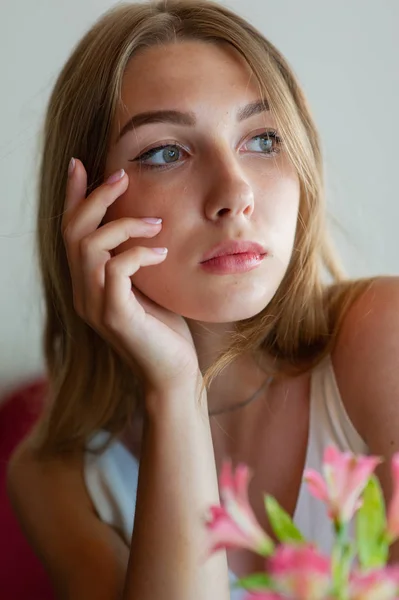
[152, 247, 168, 254]
[142, 217, 162, 224]
[68, 157, 76, 177]
[106, 169, 125, 184]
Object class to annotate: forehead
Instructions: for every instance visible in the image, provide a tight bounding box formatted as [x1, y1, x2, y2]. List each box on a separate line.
[114, 40, 261, 126]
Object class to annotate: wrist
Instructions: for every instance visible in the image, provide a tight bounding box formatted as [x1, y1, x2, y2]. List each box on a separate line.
[144, 380, 208, 422]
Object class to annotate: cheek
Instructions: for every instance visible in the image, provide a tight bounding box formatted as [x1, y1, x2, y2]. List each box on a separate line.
[256, 174, 300, 268]
[103, 177, 192, 256]
[104, 184, 160, 222]
[105, 174, 190, 222]
[257, 172, 300, 231]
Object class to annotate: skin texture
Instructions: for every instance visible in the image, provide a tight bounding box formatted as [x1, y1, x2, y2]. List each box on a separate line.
[103, 39, 300, 418]
[104, 41, 299, 328]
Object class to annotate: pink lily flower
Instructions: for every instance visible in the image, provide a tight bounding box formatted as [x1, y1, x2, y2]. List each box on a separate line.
[348, 566, 399, 600]
[267, 544, 332, 600]
[386, 453, 399, 542]
[204, 459, 273, 558]
[304, 446, 381, 524]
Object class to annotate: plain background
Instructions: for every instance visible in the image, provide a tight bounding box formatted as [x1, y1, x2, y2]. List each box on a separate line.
[0, 0, 398, 402]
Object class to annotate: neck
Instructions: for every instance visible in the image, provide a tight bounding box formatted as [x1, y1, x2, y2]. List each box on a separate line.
[185, 318, 270, 417]
[206, 355, 269, 413]
[208, 374, 272, 416]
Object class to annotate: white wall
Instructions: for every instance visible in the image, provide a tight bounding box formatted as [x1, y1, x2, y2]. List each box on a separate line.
[1, 0, 398, 400]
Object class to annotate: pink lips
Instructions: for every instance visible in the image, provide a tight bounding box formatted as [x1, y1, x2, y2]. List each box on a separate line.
[201, 240, 267, 262]
[200, 240, 267, 275]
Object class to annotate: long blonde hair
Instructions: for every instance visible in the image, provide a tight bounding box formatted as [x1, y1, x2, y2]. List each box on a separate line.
[32, 0, 371, 459]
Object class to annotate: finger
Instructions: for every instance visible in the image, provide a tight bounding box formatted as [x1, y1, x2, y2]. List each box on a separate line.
[81, 217, 162, 264]
[102, 246, 168, 328]
[62, 164, 128, 244]
[62, 158, 88, 235]
[80, 218, 162, 314]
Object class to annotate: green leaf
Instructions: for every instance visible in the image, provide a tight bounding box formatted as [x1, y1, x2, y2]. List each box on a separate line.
[356, 474, 389, 569]
[232, 571, 274, 591]
[264, 494, 305, 544]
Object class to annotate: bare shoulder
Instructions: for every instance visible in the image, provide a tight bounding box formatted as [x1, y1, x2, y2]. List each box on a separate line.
[7, 431, 129, 600]
[330, 276, 399, 561]
[331, 275, 399, 451]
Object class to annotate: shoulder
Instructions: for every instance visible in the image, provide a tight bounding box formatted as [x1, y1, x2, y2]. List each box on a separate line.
[7, 435, 129, 597]
[328, 276, 399, 563]
[331, 275, 399, 452]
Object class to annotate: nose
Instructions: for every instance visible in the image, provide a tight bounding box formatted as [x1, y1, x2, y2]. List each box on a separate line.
[203, 149, 255, 222]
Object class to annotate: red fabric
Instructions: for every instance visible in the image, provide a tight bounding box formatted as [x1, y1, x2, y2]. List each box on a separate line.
[0, 379, 55, 599]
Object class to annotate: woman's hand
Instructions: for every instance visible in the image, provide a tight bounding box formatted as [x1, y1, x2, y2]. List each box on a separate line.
[62, 159, 201, 398]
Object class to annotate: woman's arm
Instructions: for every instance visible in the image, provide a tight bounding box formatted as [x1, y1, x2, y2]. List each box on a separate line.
[7, 436, 130, 599]
[123, 387, 229, 599]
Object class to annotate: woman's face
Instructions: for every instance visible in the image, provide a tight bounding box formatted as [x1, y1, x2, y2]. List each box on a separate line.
[104, 40, 300, 323]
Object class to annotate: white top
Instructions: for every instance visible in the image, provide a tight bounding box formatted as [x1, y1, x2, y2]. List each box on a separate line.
[83, 355, 369, 599]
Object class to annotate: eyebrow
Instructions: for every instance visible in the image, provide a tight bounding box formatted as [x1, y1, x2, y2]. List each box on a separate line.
[114, 99, 270, 144]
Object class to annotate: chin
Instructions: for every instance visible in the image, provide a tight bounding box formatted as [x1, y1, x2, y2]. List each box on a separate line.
[185, 309, 266, 324]
[132, 270, 283, 323]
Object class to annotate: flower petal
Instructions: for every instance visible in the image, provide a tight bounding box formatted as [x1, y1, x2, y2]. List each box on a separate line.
[349, 566, 399, 600]
[205, 505, 254, 554]
[304, 470, 329, 502]
[235, 463, 253, 504]
[206, 461, 273, 557]
[308, 446, 381, 524]
[220, 459, 235, 501]
[339, 456, 381, 522]
[269, 544, 331, 600]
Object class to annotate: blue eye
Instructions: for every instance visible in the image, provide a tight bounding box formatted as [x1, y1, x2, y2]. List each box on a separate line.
[245, 131, 281, 154]
[132, 144, 184, 169]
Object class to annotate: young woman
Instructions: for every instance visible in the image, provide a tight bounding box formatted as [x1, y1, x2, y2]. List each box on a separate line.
[7, 1, 399, 599]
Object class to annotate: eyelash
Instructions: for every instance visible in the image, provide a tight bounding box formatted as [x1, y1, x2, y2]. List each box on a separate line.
[129, 130, 282, 171]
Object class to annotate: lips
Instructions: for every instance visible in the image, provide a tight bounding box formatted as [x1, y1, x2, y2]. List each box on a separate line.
[200, 240, 267, 263]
